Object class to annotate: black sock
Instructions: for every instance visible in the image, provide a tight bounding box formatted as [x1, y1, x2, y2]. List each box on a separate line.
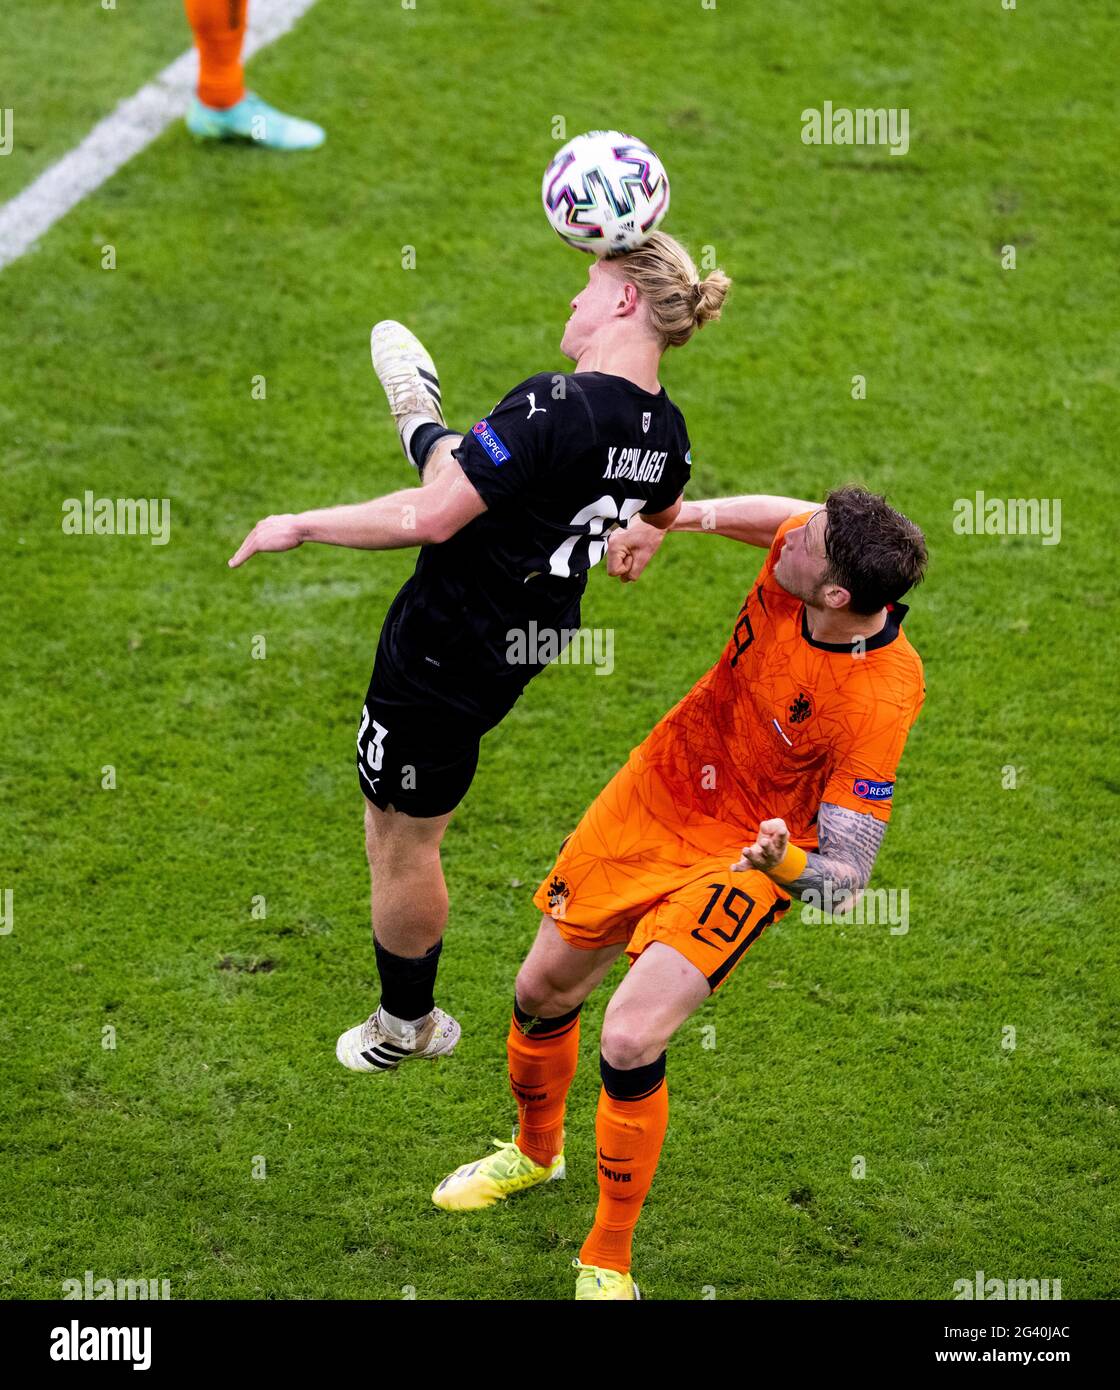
[600, 1050, 667, 1100]
[512, 995, 582, 1037]
[408, 422, 456, 475]
[375, 938, 443, 1022]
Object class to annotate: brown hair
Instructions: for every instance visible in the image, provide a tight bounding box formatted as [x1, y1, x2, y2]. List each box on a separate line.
[608, 231, 731, 348]
[824, 486, 928, 615]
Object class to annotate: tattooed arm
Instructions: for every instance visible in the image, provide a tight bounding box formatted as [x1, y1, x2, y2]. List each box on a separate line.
[732, 804, 886, 911]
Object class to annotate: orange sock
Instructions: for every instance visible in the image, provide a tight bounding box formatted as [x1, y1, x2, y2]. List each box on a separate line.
[507, 999, 581, 1167]
[579, 1052, 669, 1274]
[184, 0, 248, 109]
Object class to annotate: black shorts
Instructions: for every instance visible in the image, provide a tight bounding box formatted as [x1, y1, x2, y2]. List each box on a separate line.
[357, 572, 583, 818]
[356, 679, 487, 818]
[356, 617, 527, 820]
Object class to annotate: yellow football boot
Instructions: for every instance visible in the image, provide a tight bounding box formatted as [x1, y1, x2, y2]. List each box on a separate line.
[573, 1259, 641, 1300]
[432, 1138, 565, 1211]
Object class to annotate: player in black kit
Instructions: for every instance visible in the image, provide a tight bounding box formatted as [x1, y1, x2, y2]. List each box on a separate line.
[228, 232, 731, 1075]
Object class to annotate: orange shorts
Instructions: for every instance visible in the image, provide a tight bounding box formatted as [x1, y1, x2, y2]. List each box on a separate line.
[532, 759, 791, 992]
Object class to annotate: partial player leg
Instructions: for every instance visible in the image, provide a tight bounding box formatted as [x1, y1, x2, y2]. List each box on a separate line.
[575, 870, 790, 1297]
[363, 797, 452, 956]
[508, 916, 625, 1162]
[184, 0, 247, 109]
[574, 942, 709, 1301]
[432, 916, 623, 1212]
[336, 798, 458, 1073]
[183, 1, 325, 150]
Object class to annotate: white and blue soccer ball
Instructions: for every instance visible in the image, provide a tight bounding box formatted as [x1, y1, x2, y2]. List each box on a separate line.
[541, 130, 670, 256]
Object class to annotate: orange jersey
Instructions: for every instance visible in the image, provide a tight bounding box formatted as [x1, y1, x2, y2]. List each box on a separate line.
[625, 511, 925, 854]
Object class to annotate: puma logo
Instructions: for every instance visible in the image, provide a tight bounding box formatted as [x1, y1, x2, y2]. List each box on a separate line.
[525, 392, 547, 420]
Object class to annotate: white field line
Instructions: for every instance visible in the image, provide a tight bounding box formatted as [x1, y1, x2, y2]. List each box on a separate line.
[0, 0, 321, 273]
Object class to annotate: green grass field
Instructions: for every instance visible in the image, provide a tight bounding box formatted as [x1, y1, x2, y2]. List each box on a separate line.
[1, 0, 1117, 1301]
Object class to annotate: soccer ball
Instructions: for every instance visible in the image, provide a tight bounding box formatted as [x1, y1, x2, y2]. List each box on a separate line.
[541, 130, 670, 256]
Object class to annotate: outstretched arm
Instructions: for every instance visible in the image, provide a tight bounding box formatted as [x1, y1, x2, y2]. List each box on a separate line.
[228, 462, 486, 569]
[672, 494, 820, 547]
[732, 803, 886, 912]
[608, 493, 819, 583]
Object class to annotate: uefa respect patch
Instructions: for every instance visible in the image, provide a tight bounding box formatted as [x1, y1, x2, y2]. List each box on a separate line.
[853, 778, 894, 801]
[471, 418, 511, 466]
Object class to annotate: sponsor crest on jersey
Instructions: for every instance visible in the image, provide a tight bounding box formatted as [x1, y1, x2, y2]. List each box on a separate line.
[853, 778, 894, 801]
[472, 418, 511, 465]
[642, 411, 651, 433]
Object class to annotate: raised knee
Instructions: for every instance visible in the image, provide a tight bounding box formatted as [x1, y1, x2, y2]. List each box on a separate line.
[599, 1012, 660, 1071]
[515, 962, 579, 1018]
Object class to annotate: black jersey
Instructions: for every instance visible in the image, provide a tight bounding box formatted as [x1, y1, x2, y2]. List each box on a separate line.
[376, 369, 691, 722]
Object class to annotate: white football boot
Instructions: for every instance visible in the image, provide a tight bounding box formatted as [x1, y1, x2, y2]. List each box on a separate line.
[369, 320, 445, 467]
[336, 1006, 460, 1074]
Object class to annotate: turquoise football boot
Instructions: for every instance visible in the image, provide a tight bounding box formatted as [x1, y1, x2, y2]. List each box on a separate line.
[186, 92, 325, 151]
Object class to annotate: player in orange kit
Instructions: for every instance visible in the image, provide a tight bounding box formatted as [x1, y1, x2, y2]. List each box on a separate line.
[431, 486, 928, 1299]
[183, 1, 325, 150]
